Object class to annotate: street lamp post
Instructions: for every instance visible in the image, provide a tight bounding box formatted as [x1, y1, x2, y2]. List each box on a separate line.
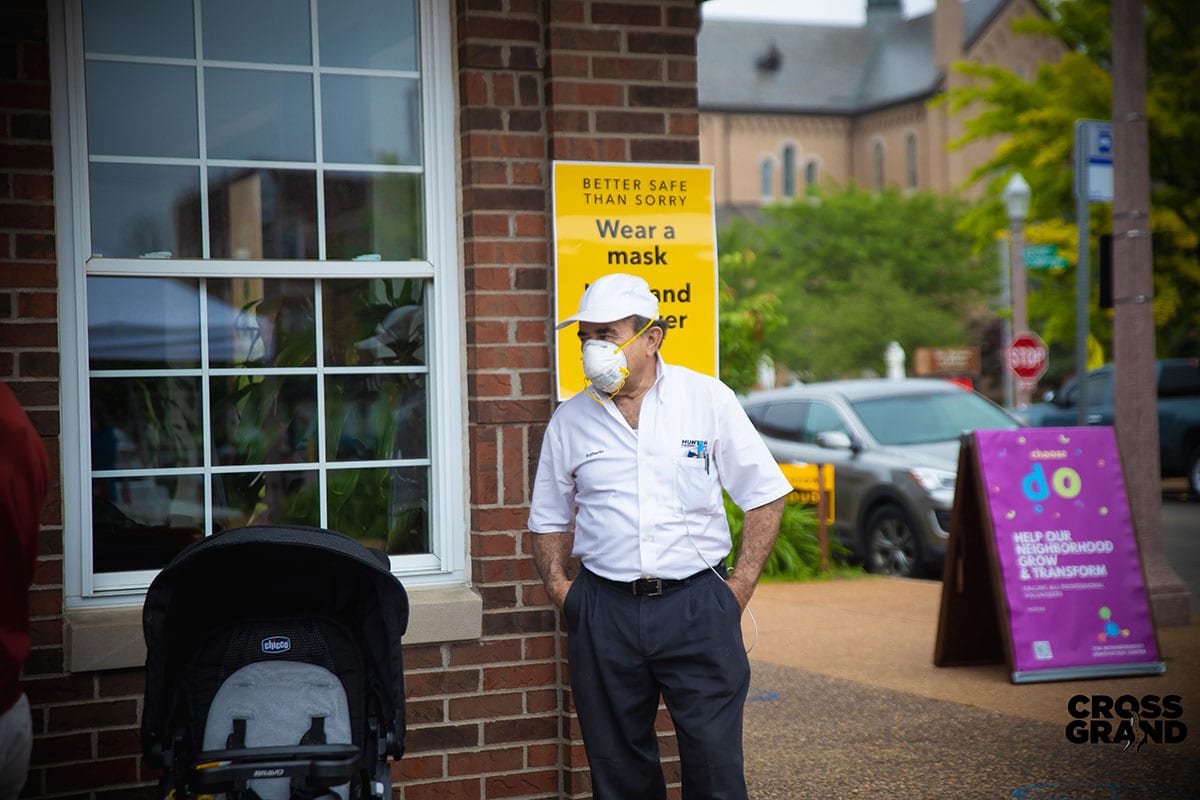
[1003, 172, 1032, 407]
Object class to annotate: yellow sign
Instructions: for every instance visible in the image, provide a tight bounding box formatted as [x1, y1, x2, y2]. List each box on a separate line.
[552, 161, 718, 400]
[778, 462, 835, 524]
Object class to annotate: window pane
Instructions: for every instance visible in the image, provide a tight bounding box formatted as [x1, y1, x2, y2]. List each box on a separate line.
[782, 146, 795, 197]
[207, 278, 316, 368]
[82, 0, 195, 58]
[318, 0, 418, 70]
[202, 0, 311, 64]
[326, 374, 427, 462]
[208, 168, 318, 259]
[210, 375, 317, 465]
[322, 278, 425, 367]
[327, 466, 427, 554]
[205, 68, 314, 161]
[324, 172, 423, 260]
[90, 376, 204, 469]
[93, 475, 205, 573]
[87, 276, 202, 369]
[85, 61, 198, 158]
[321, 75, 421, 165]
[88, 163, 202, 258]
[212, 469, 320, 530]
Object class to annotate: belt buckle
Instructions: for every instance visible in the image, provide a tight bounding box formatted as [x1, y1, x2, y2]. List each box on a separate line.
[642, 578, 663, 597]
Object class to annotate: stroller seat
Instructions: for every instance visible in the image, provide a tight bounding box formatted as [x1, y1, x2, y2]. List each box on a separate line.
[141, 526, 409, 800]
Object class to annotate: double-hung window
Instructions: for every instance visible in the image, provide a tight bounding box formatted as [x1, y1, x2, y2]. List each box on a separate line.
[52, 0, 464, 606]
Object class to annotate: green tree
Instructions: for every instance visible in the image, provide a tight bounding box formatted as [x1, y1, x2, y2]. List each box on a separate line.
[717, 249, 786, 393]
[937, 0, 1200, 365]
[718, 185, 992, 381]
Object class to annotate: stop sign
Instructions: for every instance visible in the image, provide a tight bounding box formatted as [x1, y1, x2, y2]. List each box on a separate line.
[1007, 332, 1048, 381]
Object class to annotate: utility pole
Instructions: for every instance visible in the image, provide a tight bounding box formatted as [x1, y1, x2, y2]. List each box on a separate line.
[1110, 0, 1191, 625]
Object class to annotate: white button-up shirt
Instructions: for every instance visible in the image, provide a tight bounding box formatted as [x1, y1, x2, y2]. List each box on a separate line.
[528, 358, 792, 582]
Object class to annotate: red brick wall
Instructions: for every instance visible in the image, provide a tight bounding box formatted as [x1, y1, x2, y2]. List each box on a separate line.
[2, 0, 700, 796]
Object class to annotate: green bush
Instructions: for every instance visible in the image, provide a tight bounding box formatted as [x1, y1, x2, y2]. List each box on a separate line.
[723, 492, 853, 580]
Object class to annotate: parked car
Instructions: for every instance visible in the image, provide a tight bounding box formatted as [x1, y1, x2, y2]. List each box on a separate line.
[741, 379, 1020, 578]
[1013, 358, 1200, 497]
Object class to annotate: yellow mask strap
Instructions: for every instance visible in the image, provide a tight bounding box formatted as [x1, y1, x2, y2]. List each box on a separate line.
[616, 317, 656, 353]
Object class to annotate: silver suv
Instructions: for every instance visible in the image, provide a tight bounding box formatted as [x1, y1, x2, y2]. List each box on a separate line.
[741, 378, 1019, 578]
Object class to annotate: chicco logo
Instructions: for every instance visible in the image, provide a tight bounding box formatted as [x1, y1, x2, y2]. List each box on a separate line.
[261, 636, 291, 654]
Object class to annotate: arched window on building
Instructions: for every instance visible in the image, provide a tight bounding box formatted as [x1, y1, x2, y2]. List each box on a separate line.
[873, 141, 885, 190]
[905, 134, 917, 189]
[805, 160, 818, 191]
[782, 145, 796, 197]
[760, 158, 773, 203]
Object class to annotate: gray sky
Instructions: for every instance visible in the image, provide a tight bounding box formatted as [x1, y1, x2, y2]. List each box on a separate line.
[702, 0, 937, 25]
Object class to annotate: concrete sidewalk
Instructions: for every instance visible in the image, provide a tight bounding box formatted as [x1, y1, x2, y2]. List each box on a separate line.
[740, 577, 1200, 799]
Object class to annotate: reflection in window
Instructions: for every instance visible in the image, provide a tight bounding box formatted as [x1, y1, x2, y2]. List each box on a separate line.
[74, 0, 445, 583]
[87, 276, 202, 368]
[88, 163, 202, 258]
[321, 75, 422, 165]
[212, 469, 321, 531]
[202, 0, 312, 64]
[206, 278, 316, 368]
[325, 172, 424, 260]
[318, 0, 419, 70]
[90, 376, 203, 470]
[208, 169, 318, 260]
[82, 0, 195, 58]
[85, 62, 198, 159]
[92, 475, 205, 573]
[326, 375, 427, 462]
[85, 276, 432, 571]
[323, 278, 425, 367]
[204, 68, 315, 162]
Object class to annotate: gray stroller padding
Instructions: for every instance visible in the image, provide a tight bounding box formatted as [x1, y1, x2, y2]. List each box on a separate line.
[203, 661, 351, 800]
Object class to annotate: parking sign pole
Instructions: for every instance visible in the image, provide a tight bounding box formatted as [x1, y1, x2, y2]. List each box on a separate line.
[1073, 122, 1092, 426]
[1074, 120, 1112, 426]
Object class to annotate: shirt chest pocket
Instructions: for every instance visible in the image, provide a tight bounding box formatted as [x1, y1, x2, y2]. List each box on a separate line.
[673, 455, 719, 514]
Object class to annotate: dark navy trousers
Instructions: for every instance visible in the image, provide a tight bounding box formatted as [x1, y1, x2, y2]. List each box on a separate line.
[562, 567, 751, 800]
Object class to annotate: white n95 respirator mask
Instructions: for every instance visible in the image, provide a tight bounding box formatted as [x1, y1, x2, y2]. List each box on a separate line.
[581, 339, 629, 395]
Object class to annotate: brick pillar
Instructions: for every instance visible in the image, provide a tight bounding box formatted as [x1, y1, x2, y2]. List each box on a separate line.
[0, 1, 73, 797]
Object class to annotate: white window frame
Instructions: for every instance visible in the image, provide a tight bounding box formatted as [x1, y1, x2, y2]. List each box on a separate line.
[50, 0, 467, 610]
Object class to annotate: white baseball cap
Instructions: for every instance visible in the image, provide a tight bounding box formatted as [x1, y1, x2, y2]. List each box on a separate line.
[555, 273, 659, 330]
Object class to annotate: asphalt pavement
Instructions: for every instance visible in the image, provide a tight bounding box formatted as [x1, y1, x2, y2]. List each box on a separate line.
[740, 577, 1200, 799]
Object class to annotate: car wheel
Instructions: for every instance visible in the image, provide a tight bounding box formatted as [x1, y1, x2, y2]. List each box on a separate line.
[863, 504, 923, 578]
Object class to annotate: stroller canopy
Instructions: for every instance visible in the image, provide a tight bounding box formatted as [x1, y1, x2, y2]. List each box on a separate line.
[141, 525, 409, 766]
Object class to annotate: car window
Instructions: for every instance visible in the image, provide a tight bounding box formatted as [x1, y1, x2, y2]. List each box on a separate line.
[1158, 362, 1200, 397]
[758, 401, 806, 441]
[851, 390, 1017, 445]
[802, 401, 847, 444]
[1082, 372, 1113, 405]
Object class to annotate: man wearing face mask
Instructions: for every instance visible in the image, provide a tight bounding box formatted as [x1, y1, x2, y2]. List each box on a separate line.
[528, 273, 791, 800]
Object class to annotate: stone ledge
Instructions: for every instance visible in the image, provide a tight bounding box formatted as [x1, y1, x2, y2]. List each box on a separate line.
[64, 584, 483, 672]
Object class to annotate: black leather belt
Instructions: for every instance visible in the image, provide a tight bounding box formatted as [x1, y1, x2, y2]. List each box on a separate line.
[587, 565, 727, 597]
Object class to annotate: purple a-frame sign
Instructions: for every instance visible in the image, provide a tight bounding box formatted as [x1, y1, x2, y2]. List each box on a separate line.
[936, 427, 1163, 683]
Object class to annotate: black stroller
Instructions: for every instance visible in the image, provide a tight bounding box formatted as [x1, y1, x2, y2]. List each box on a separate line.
[141, 525, 409, 800]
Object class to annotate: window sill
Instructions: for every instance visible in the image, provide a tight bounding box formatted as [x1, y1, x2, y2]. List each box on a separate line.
[64, 584, 483, 673]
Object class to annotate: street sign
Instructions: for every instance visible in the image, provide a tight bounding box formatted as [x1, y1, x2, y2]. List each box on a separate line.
[778, 462, 834, 524]
[1007, 332, 1048, 383]
[1024, 244, 1068, 270]
[1075, 120, 1113, 202]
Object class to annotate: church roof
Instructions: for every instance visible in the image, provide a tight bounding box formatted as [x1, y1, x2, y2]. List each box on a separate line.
[698, 0, 1009, 115]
